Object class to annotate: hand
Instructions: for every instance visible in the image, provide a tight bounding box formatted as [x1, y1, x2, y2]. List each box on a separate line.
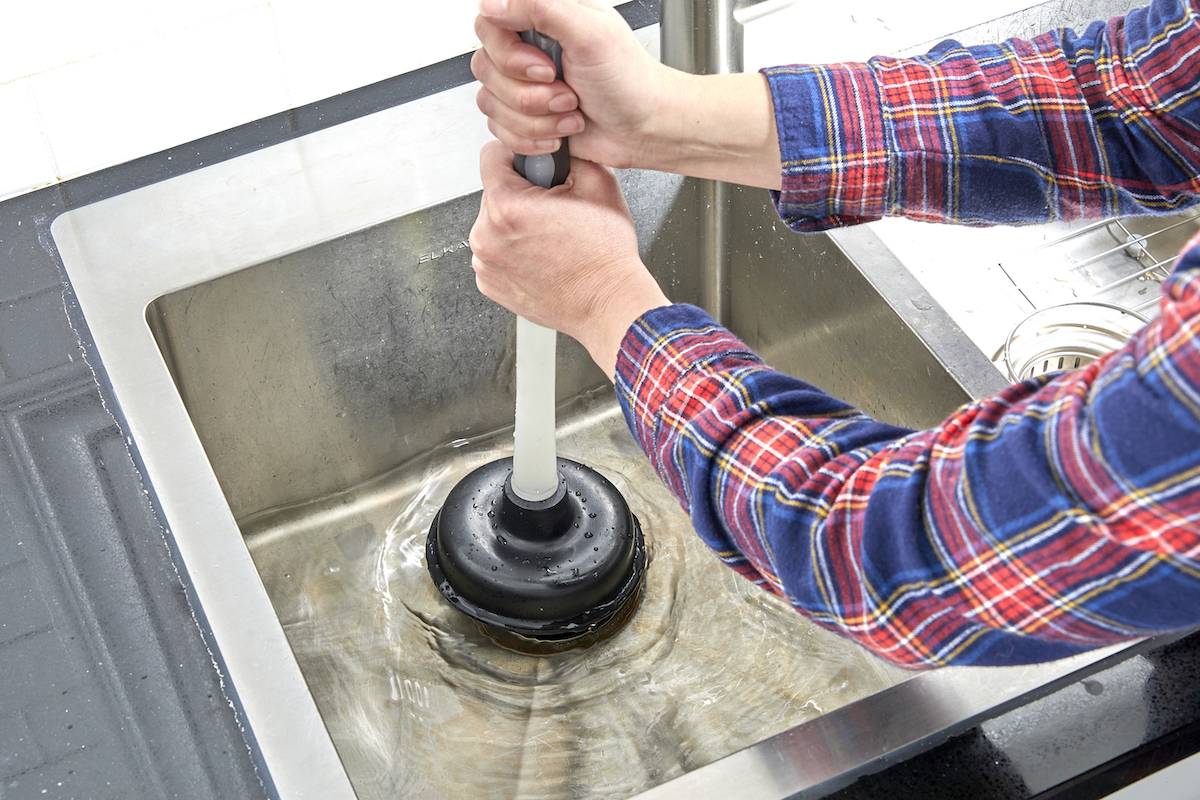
[470, 141, 670, 378]
[472, 0, 667, 170]
[472, 0, 783, 189]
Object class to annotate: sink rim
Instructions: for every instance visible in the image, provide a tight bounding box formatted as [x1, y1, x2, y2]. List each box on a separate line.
[52, 78, 493, 800]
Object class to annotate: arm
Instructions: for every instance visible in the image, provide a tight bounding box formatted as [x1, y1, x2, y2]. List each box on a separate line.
[615, 255, 1200, 667]
[470, 1, 1200, 668]
[471, 140, 1200, 668]
[770, 0, 1200, 230]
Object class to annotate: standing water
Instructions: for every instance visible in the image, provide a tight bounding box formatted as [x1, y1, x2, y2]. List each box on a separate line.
[243, 390, 908, 799]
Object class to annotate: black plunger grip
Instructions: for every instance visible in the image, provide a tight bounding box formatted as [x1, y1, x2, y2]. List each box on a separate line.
[513, 30, 571, 188]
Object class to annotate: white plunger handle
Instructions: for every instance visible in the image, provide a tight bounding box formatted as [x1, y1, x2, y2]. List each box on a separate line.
[509, 29, 568, 503]
[511, 316, 559, 501]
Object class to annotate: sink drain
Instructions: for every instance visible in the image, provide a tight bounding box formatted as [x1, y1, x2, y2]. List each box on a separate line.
[1001, 301, 1150, 381]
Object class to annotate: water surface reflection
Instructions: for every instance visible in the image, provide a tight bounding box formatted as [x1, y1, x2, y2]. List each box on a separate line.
[245, 394, 907, 799]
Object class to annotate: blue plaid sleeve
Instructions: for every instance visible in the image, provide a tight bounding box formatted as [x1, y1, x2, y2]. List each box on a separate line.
[616, 245, 1200, 668]
[764, 0, 1200, 231]
[610, 0, 1200, 669]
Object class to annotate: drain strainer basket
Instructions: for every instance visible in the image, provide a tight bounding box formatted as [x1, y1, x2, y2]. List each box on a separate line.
[1002, 301, 1150, 381]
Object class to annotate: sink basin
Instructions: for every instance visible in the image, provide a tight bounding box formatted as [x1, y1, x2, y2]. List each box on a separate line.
[51, 24, 1136, 800]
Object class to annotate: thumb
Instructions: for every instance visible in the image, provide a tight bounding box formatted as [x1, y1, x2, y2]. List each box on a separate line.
[479, 140, 539, 195]
[560, 156, 629, 213]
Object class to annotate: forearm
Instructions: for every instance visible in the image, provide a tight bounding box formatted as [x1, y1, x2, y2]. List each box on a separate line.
[576, 269, 670, 381]
[615, 277, 1200, 667]
[768, 0, 1200, 231]
[636, 70, 782, 190]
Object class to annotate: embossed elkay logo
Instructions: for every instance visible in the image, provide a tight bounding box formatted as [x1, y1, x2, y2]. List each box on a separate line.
[419, 240, 470, 265]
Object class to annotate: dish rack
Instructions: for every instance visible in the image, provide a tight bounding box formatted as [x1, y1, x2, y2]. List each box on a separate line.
[996, 211, 1200, 380]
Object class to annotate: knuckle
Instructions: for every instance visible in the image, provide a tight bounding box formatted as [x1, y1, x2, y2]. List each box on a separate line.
[515, 90, 540, 116]
[470, 49, 488, 82]
[499, 49, 525, 80]
[468, 239, 487, 268]
[489, 200, 518, 233]
[513, 91, 537, 117]
[489, 194, 527, 237]
[533, 115, 562, 140]
[486, 120, 535, 156]
[485, 118, 518, 149]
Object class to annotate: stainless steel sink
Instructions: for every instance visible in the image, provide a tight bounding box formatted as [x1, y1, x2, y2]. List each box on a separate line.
[139, 177, 1001, 526]
[51, 18, 1145, 800]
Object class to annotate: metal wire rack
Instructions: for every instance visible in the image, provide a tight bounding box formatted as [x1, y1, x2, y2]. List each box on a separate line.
[996, 209, 1200, 379]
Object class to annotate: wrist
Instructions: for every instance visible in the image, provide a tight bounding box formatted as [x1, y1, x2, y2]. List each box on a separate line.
[579, 271, 670, 381]
[637, 71, 781, 190]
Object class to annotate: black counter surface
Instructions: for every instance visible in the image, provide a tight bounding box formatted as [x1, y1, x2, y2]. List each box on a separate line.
[0, 149, 271, 798]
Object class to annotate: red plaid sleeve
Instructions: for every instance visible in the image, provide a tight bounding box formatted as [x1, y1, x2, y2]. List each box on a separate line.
[765, 0, 1200, 231]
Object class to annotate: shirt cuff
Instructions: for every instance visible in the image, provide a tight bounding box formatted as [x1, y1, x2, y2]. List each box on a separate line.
[613, 304, 762, 461]
[762, 62, 892, 232]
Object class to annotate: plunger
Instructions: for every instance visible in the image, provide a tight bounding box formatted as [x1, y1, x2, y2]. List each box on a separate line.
[426, 31, 645, 654]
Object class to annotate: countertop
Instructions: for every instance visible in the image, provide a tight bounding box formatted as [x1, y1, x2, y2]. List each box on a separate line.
[0, 127, 270, 798]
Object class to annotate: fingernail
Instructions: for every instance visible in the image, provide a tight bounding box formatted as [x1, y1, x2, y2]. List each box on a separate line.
[477, 0, 508, 17]
[535, 138, 561, 151]
[557, 115, 583, 135]
[548, 93, 577, 113]
[526, 65, 556, 83]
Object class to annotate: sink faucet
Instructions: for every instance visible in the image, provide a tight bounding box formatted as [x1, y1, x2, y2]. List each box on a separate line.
[659, 0, 795, 324]
[661, 0, 793, 74]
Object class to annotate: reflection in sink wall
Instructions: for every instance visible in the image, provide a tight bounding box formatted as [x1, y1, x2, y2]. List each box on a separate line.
[147, 171, 692, 521]
[146, 174, 978, 523]
[724, 184, 978, 431]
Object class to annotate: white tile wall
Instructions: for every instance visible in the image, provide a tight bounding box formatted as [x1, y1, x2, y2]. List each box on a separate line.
[32, 7, 289, 181]
[271, 0, 480, 109]
[0, 0, 1111, 203]
[743, 0, 1048, 73]
[0, 0, 483, 202]
[0, 81, 55, 198]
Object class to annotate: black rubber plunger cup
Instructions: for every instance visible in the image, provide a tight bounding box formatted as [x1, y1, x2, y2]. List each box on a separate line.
[426, 31, 645, 654]
[426, 457, 645, 653]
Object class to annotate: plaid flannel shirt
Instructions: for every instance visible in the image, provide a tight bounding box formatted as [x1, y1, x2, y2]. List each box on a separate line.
[615, 0, 1200, 668]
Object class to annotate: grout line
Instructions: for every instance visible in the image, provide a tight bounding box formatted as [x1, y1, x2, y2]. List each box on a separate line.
[265, 2, 293, 110]
[24, 81, 62, 185]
